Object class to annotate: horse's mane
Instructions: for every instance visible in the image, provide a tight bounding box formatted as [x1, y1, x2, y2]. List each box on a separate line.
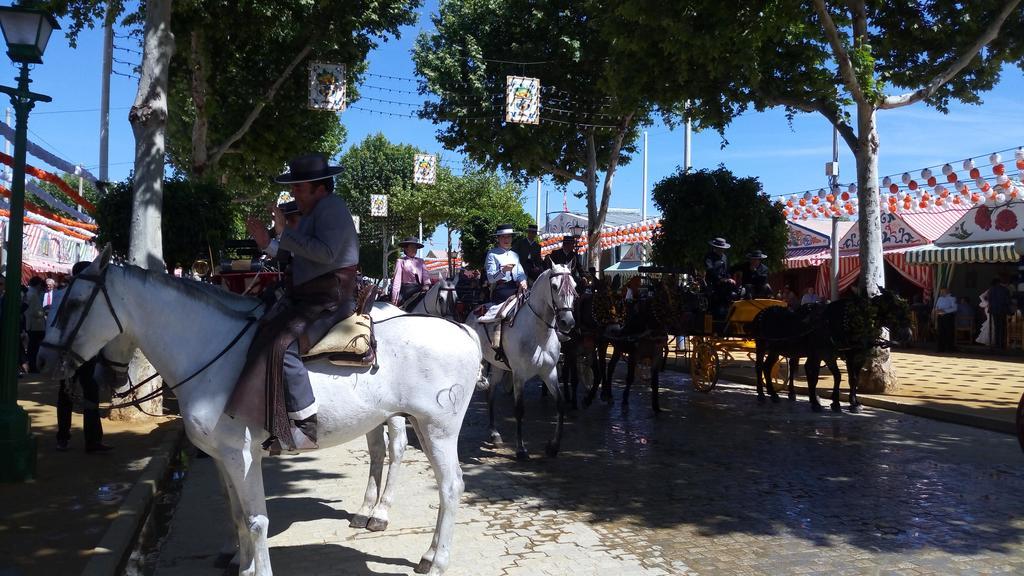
[119, 265, 262, 317]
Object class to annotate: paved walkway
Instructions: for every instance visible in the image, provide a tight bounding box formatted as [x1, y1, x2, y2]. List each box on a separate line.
[0, 376, 181, 576]
[666, 346, 1024, 434]
[156, 368, 1024, 575]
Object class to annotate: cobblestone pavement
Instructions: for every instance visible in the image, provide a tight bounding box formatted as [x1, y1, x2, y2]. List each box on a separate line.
[156, 370, 1024, 575]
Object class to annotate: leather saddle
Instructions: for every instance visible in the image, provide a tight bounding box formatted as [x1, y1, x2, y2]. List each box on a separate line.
[302, 282, 378, 368]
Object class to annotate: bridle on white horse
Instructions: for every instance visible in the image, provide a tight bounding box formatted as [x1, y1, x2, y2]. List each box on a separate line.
[41, 265, 259, 409]
[523, 270, 576, 330]
[428, 283, 458, 318]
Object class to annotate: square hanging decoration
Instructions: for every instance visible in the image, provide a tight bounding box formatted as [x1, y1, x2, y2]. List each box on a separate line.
[413, 153, 437, 185]
[308, 62, 346, 111]
[370, 194, 388, 217]
[505, 76, 540, 124]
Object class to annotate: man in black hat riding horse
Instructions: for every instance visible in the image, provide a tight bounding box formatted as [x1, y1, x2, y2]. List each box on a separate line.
[228, 153, 360, 451]
[512, 223, 544, 285]
[545, 233, 584, 282]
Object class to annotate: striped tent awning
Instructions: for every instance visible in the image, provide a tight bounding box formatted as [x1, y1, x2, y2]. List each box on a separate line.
[904, 242, 1019, 264]
[784, 246, 830, 268]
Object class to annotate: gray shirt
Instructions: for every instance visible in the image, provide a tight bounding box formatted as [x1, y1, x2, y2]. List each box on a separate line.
[278, 194, 359, 286]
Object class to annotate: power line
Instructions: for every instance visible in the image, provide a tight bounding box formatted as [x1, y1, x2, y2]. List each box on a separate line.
[111, 69, 140, 80]
[35, 106, 131, 116]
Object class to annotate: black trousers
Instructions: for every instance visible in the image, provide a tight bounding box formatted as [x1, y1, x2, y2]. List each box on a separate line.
[57, 358, 102, 446]
[991, 312, 1008, 349]
[936, 313, 955, 352]
[27, 330, 45, 372]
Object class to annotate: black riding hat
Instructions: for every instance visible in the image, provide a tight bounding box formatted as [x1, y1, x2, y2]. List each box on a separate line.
[398, 236, 424, 249]
[273, 153, 343, 184]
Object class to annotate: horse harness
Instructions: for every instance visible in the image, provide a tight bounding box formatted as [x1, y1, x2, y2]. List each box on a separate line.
[41, 265, 260, 410]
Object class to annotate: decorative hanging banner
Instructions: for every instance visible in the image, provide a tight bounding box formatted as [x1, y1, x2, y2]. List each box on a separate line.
[505, 76, 541, 124]
[370, 194, 388, 217]
[308, 62, 346, 112]
[413, 153, 437, 185]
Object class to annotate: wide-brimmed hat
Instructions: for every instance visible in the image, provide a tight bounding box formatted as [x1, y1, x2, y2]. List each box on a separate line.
[278, 200, 301, 216]
[493, 223, 515, 236]
[273, 153, 343, 184]
[562, 234, 577, 242]
[746, 249, 767, 259]
[708, 237, 731, 249]
[398, 236, 424, 249]
[526, 224, 538, 233]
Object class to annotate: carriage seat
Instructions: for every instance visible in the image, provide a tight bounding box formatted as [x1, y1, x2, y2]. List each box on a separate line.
[303, 313, 375, 367]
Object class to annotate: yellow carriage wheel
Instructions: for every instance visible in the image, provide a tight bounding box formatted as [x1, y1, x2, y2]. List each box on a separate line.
[689, 338, 720, 393]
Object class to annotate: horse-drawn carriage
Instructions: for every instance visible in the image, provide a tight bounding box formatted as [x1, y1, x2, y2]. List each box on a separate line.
[685, 298, 788, 392]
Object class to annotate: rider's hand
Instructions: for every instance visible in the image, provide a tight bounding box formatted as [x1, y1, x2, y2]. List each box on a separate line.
[246, 218, 271, 250]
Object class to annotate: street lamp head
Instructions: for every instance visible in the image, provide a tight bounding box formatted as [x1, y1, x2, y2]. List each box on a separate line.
[569, 222, 585, 238]
[0, 7, 59, 64]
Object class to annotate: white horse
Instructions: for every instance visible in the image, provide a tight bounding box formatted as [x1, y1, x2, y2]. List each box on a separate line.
[466, 265, 576, 460]
[406, 279, 459, 319]
[38, 248, 483, 576]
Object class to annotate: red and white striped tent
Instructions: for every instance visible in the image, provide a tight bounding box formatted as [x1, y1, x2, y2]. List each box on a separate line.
[785, 207, 969, 299]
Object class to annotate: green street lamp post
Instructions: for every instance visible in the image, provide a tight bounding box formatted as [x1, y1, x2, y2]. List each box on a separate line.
[0, 6, 59, 483]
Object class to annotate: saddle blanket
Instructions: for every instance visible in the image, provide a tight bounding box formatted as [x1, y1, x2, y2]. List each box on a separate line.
[476, 294, 519, 324]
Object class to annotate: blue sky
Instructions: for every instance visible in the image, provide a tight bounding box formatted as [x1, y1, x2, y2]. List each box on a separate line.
[4, 2, 1024, 252]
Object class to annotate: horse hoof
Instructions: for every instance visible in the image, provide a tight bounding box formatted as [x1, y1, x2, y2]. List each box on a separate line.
[545, 442, 560, 458]
[516, 449, 530, 461]
[349, 515, 369, 529]
[848, 404, 862, 414]
[788, 393, 797, 402]
[366, 517, 389, 532]
[756, 395, 766, 404]
[489, 431, 503, 446]
[770, 395, 780, 404]
[414, 558, 433, 574]
[831, 403, 842, 413]
[811, 403, 823, 413]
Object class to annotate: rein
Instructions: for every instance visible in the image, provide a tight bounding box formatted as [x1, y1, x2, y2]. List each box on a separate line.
[522, 271, 575, 330]
[44, 264, 262, 411]
[106, 316, 259, 409]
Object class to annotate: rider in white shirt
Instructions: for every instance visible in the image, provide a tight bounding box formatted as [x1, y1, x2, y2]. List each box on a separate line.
[485, 223, 527, 303]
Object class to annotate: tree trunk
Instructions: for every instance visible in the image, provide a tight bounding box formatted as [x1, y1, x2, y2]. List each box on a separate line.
[583, 131, 602, 271]
[854, 102, 898, 394]
[189, 29, 209, 177]
[111, 0, 175, 422]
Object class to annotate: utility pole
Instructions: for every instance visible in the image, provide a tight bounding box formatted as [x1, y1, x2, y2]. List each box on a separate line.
[642, 130, 648, 222]
[535, 177, 541, 230]
[683, 102, 692, 172]
[99, 13, 112, 182]
[828, 127, 840, 301]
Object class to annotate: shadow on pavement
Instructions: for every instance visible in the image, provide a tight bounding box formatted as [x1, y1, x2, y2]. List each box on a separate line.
[457, 367, 1024, 559]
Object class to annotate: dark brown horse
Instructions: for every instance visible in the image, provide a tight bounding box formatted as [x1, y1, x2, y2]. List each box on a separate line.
[752, 288, 912, 412]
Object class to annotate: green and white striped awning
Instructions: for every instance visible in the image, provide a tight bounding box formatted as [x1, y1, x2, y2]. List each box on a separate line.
[904, 242, 1019, 264]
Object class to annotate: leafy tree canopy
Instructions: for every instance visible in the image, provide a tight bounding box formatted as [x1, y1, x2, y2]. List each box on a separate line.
[651, 167, 787, 274]
[603, 0, 1024, 143]
[413, 0, 656, 267]
[94, 176, 236, 272]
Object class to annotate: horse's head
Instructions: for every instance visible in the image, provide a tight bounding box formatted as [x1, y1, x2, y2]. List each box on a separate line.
[544, 264, 577, 333]
[38, 245, 126, 378]
[871, 287, 913, 343]
[432, 279, 458, 319]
